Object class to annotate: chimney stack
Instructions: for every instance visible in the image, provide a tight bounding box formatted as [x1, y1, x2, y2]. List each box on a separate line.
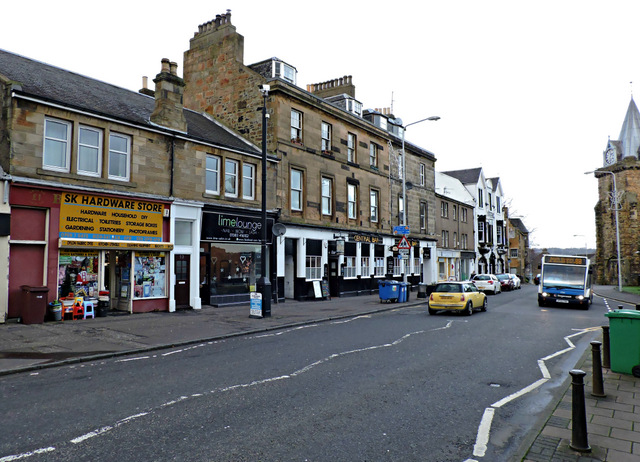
[138, 76, 154, 97]
[150, 58, 187, 132]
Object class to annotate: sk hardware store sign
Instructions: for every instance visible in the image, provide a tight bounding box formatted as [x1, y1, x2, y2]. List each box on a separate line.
[59, 193, 164, 242]
[201, 211, 273, 242]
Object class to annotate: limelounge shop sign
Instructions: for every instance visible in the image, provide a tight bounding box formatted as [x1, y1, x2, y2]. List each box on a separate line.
[201, 211, 274, 242]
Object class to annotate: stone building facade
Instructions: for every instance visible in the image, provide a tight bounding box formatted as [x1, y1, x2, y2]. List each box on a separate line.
[434, 172, 476, 281]
[181, 11, 439, 300]
[507, 216, 530, 281]
[0, 48, 270, 321]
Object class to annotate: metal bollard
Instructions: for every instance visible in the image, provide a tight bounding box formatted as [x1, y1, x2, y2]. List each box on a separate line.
[569, 369, 591, 453]
[602, 325, 611, 369]
[619, 305, 624, 310]
[591, 341, 606, 397]
[636, 304, 640, 311]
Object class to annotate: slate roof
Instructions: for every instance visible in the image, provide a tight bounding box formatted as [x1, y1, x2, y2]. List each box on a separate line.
[441, 167, 483, 185]
[618, 97, 640, 159]
[435, 172, 475, 205]
[0, 49, 260, 155]
[509, 218, 529, 234]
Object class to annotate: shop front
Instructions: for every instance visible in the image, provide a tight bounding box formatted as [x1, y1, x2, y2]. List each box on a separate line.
[460, 251, 476, 281]
[8, 186, 172, 318]
[437, 249, 459, 282]
[200, 207, 276, 307]
[57, 192, 172, 313]
[57, 241, 172, 313]
[277, 226, 436, 301]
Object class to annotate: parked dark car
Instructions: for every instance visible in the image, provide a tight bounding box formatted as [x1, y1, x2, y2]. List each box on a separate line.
[496, 273, 515, 291]
[534, 273, 541, 285]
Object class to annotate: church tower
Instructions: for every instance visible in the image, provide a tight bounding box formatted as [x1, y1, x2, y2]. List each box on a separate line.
[594, 96, 640, 285]
[604, 97, 640, 166]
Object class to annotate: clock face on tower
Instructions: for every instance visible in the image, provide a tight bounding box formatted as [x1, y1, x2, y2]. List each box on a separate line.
[605, 148, 616, 165]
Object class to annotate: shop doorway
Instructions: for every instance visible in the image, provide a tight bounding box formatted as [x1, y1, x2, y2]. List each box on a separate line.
[199, 252, 211, 305]
[284, 238, 297, 299]
[175, 254, 190, 308]
[106, 250, 132, 312]
[328, 254, 340, 298]
[8, 244, 45, 318]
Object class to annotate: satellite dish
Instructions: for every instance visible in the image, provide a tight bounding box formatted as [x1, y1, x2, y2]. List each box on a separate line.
[272, 223, 287, 237]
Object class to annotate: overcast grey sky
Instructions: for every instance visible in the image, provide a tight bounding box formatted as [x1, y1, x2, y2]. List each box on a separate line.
[3, 0, 637, 248]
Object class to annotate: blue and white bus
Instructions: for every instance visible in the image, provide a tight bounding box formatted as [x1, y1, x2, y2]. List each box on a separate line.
[537, 255, 592, 309]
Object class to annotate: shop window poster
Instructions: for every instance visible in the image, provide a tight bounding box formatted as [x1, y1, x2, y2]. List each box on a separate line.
[58, 251, 99, 299]
[133, 252, 166, 298]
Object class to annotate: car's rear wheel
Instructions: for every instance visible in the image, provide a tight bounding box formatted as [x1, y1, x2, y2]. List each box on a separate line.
[480, 297, 487, 312]
[428, 306, 437, 315]
[465, 301, 473, 316]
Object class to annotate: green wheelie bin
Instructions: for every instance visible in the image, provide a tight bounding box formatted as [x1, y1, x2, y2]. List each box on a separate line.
[605, 310, 640, 376]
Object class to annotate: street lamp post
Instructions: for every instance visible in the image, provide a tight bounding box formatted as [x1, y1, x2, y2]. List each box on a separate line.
[258, 84, 271, 317]
[585, 170, 622, 291]
[401, 116, 440, 283]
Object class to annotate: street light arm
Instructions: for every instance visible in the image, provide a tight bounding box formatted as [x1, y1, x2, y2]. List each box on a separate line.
[399, 115, 440, 284]
[404, 116, 440, 130]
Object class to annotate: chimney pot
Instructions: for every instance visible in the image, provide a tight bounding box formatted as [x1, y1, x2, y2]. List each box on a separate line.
[170, 61, 178, 76]
[142, 76, 148, 89]
[161, 58, 171, 73]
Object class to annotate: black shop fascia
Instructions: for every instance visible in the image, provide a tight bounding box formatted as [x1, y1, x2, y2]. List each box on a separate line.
[199, 205, 279, 306]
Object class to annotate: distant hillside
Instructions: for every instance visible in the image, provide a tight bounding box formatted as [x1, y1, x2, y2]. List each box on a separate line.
[532, 248, 595, 256]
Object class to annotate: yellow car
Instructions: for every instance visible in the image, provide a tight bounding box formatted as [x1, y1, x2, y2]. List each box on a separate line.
[428, 282, 487, 316]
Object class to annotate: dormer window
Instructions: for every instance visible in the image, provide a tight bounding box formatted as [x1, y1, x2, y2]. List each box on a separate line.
[273, 60, 297, 85]
[346, 98, 362, 117]
[375, 115, 388, 131]
[325, 94, 363, 118]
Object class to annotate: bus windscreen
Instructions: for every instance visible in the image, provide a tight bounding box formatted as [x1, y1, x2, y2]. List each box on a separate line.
[542, 264, 586, 289]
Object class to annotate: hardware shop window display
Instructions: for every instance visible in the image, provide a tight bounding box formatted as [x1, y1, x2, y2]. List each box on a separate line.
[133, 252, 167, 298]
[58, 250, 166, 302]
[58, 251, 100, 299]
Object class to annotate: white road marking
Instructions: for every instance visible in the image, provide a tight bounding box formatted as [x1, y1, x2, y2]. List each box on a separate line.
[252, 324, 318, 338]
[332, 315, 372, 324]
[471, 326, 596, 459]
[0, 316, 456, 461]
[491, 378, 548, 409]
[472, 408, 494, 457]
[70, 426, 113, 444]
[115, 356, 150, 363]
[0, 447, 55, 461]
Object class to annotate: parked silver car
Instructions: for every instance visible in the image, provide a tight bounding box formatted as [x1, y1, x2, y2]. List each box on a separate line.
[471, 274, 501, 295]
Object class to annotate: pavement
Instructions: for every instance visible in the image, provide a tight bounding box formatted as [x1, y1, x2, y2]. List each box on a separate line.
[1, 285, 640, 461]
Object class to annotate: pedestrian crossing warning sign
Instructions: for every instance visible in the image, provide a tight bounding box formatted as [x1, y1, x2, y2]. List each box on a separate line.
[398, 236, 411, 250]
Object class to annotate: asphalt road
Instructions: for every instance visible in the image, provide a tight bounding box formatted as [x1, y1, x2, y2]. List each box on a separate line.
[0, 285, 607, 462]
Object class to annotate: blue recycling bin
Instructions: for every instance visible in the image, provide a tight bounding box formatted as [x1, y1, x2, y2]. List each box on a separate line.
[378, 280, 399, 303]
[398, 282, 408, 302]
[400, 282, 411, 302]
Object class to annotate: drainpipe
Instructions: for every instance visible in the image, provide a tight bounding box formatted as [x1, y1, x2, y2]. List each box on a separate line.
[170, 137, 175, 197]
